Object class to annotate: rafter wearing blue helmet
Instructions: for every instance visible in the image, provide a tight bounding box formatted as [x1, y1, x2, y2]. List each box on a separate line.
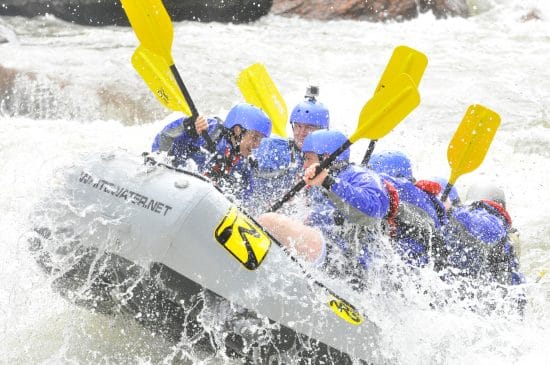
[290, 86, 330, 147]
[251, 86, 330, 204]
[368, 150, 414, 181]
[302, 131, 389, 228]
[259, 130, 390, 290]
[151, 103, 271, 202]
[368, 150, 448, 267]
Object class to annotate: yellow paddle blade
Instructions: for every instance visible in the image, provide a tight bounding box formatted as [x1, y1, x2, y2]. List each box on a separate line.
[132, 45, 192, 116]
[447, 104, 501, 185]
[374, 45, 428, 94]
[237, 63, 288, 138]
[351, 73, 420, 143]
[120, 0, 174, 64]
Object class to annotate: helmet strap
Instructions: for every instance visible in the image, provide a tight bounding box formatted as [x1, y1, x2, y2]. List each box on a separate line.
[317, 154, 325, 164]
[230, 125, 246, 153]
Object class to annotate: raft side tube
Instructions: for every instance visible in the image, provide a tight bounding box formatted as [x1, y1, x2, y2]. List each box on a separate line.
[31, 151, 382, 363]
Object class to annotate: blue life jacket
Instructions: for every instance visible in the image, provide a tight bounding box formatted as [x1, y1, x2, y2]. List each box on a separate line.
[248, 137, 309, 215]
[444, 200, 523, 286]
[151, 117, 186, 152]
[249, 137, 297, 210]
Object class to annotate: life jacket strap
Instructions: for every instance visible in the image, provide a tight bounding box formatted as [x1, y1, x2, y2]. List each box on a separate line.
[383, 180, 400, 236]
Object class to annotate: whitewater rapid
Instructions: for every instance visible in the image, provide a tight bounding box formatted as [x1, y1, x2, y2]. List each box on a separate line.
[1, 0, 549, 363]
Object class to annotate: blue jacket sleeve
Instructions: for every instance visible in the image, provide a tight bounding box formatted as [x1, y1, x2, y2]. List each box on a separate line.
[168, 117, 222, 168]
[328, 165, 390, 219]
[151, 117, 187, 152]
[152, 116, 220, 153]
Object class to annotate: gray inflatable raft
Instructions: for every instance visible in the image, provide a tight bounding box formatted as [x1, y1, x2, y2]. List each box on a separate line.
[29, 150, 382, 363]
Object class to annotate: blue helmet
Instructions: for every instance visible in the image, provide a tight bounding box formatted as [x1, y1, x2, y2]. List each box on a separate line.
[289, 99, 329, 129]
[432, 177, 461, 205]
[302, 130, 350, 161]
[224, 103, 272, 137]
[368, 151, 413, 180]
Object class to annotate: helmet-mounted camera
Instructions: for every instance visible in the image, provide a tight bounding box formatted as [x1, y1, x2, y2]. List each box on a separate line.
[305, 85, 319, 101]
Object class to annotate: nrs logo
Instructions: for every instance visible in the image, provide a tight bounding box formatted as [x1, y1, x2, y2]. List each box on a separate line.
[328, 296, 363, 325]
[215, 206, 271, 270]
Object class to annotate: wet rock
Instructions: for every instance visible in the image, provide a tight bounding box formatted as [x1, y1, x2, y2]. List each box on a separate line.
[0, 0, 272, 26]
[417, 0, 469, 19]
[0, 64, 21, 117]
[0, 64, 164, 122]
[521, 9, 542, 22]
[272, 0, 468, 21]
[0, 65, 16, 91]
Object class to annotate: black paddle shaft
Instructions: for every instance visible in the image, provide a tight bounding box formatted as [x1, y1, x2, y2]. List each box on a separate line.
[269, 140, 352, 212]
[360, 139, 378, 166]
[170, 65, 217, 153]
[440, 183, 454, 203]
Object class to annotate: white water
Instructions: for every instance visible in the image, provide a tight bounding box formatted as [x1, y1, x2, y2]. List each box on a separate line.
[1, 0, 549, 363]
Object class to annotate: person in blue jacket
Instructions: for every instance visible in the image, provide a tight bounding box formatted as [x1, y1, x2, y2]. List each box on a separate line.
[151, 103, 272, 202]
[368, 151, 447, 268]
[444, 182, 524, 287]
[258, 130, 390, 289]
[251, 86, 330, 203]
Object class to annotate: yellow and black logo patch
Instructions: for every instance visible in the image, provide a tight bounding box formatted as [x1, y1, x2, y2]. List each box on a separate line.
[328, 295, 363, 325]
[215, 206, 271, 270]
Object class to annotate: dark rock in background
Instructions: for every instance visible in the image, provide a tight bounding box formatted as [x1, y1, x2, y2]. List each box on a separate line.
[0, 0, 472, 27]
[271, 0, 468, 22]
[417, 0, 469, 19]
[0, 0, 273, 26]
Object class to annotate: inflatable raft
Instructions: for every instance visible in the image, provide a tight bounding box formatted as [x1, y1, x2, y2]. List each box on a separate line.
[28, 150, 382, 363]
